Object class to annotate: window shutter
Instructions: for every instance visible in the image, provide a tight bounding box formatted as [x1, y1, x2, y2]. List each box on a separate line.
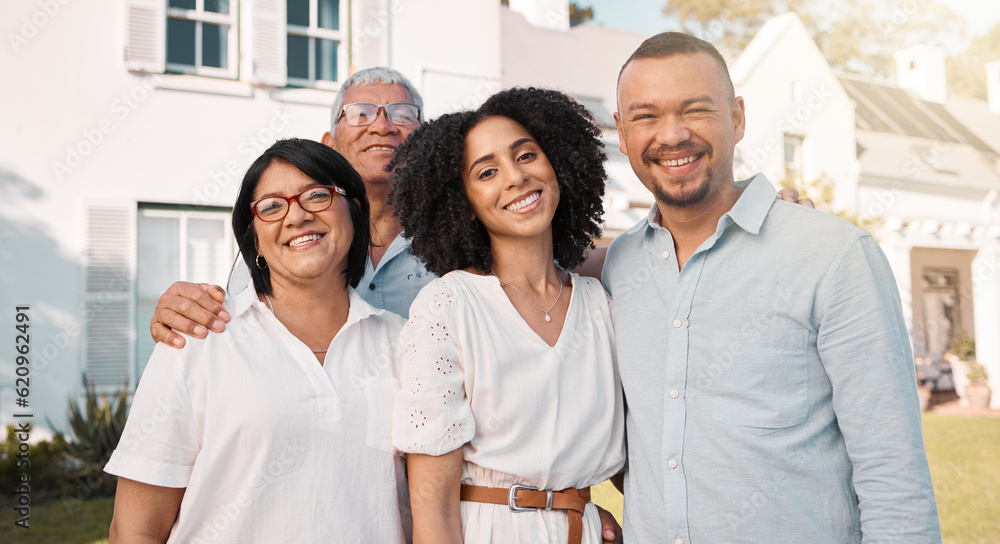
[124, 0, 166, 73]
[352, 0, 388, 70]
[83, 205, 135, 389]
[252, 0, 288, 86]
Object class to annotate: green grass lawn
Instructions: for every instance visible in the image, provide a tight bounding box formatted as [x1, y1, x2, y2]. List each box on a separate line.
[592, 413, 1000, 542]
[2, 414, 996, 542]
[923, 413, 1000, 544]
[0, 495, 111, 544]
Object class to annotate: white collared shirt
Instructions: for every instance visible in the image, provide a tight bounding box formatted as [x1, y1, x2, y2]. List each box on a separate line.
[106, 283, 408, 543]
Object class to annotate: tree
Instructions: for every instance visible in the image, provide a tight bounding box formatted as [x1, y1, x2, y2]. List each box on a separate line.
[570, 3, 594, 27]
[662, 0, 965, 78]
[948, 23, 1000, 100]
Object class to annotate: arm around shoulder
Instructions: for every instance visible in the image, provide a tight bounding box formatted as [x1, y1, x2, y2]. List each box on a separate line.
[150, 281, 229, 347]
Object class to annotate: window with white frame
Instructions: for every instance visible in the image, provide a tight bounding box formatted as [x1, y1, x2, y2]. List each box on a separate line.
[783, 133, 804, 182]
[286, 0, 346, 89]
[136, 205, 235, 379]
[124, 0, 385, 88]
[165, 0, 238, 78]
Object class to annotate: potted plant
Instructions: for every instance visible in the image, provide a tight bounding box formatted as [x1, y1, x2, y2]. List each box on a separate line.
[947, 331, 982, 407]
[965, 361, 991, 410]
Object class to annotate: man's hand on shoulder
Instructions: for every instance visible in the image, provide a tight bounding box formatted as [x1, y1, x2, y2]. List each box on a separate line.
[150, 282, 229, 348]
[778, 187, 815, 209]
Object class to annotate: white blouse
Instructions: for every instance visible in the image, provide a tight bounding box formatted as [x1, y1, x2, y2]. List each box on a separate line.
[106, 284, 409, 543]
[392, 271, 625, 543]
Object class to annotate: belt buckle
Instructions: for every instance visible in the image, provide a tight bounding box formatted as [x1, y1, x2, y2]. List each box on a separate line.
[508, 484, 554, 512]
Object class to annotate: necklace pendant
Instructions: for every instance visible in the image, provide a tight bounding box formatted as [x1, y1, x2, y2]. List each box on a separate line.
[544, 313, 552, 323]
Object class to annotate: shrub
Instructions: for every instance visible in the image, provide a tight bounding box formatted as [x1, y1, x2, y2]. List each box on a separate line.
[62, 387, 129, 498]
[949, 331, 976, 362]
[966, 361, 989, 386]
[0, 425, 74, 506]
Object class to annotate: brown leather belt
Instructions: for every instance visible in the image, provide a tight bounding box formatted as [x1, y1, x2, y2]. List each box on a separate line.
[460, 484, 590, 544]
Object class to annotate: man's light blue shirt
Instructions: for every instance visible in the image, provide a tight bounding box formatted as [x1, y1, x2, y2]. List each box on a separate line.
[359, 234, 434, 318]
[603, 175, 940, 543]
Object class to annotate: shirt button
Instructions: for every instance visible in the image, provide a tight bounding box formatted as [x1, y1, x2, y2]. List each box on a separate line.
[668, 459, 677, 469]
[674, 539, 683, 544]
[670, 389, 679, 398]
[368, 283, 376, 290]
[672, 319, 682, 328]
[662, 250, 670, 259]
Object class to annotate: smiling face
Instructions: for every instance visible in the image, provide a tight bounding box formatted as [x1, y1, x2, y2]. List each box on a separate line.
[615, 53, 745, 210]
[461, 116, 560, 245]
[325, 83, 418, 186]
[253, 160, 354, 290]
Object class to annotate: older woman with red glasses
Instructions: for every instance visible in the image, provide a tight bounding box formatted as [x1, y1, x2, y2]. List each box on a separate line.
[105, 138, 409, 543]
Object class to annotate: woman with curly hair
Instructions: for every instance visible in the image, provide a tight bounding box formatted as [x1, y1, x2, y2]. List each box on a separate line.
[389, 87, 625, 544]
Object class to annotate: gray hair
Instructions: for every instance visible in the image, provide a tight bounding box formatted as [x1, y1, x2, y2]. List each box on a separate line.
[329, 67, 424, 135]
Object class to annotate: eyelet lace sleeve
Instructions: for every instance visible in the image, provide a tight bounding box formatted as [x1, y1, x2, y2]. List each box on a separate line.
[391, 279, 474, 456]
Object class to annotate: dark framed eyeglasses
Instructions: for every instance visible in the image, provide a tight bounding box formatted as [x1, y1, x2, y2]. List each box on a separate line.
[336, 102, 420, 127]
[251, 185, 347, 222]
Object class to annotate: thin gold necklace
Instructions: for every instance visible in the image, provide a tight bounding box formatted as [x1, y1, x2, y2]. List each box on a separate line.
[263, 292, 328, 353]
[492, 271, 564, 323]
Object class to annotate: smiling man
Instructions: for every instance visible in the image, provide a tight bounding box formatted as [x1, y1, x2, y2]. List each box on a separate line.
[603, 32, 940, 542]
[151, 68, 434, 344]
[319, 69, 434, 318]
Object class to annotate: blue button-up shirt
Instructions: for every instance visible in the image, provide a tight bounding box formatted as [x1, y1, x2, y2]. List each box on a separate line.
[359, 234, 435, 318]
[602, 174, 939, 543]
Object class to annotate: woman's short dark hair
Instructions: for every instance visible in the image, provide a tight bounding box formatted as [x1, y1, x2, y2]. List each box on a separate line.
[232, 138, 370, 294]
[387, 87, 606, 276]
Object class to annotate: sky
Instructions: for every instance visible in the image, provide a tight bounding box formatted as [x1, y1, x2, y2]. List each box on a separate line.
[585, 0, 1000, 43]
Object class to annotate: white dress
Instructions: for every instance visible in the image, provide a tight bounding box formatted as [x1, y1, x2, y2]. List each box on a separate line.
[106, 285, 409, 543]
[392, 270, 625, 543]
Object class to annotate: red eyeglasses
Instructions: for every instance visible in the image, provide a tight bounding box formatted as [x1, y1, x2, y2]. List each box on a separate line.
[251, 185, 347, 222]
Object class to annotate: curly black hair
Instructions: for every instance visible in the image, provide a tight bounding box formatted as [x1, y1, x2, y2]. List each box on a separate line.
[232, 138, 370, 294]
[387, 87, 607, 276]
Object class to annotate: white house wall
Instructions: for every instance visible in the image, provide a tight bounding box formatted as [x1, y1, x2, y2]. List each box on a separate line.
[391, 0, 503, 118]
[1, 0, 503, 435]
[732, 14, 857, 210]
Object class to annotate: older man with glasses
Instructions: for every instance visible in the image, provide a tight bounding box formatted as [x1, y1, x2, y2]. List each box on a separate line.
[150, 68, 435, 346]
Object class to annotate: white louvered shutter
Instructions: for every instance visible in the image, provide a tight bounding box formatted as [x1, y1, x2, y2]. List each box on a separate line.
[352, 0, 388, 69]
[83, 205, 135, 389]
[252, 0, 288, 86]
[124, 0, 166, 73]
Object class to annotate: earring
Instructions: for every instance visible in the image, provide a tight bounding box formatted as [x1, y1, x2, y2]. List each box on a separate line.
[470, 218, 479, 232]
[255, 255, 267, 269]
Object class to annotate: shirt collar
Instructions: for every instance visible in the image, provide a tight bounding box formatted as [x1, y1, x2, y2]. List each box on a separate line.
[640, 173, 776, 236]
[366, 234, 413, 275]
[230, 279, 383, 326]
[723, 173, 776, 235]
[231, 280, 264, 318]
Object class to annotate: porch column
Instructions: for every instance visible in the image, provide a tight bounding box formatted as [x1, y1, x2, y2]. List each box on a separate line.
[882, 241, 914, 355]
[971, 244, 1000, 408]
